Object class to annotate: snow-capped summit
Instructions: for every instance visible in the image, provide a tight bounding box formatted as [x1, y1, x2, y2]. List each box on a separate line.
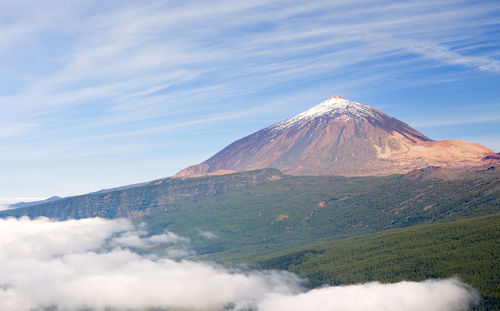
[176, 95, 495, 177]
[273, 95, 379, 130]
[294, 94, 374, 119]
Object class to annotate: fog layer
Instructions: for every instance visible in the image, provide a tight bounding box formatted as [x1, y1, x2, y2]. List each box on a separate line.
[0, 217, 479, 311]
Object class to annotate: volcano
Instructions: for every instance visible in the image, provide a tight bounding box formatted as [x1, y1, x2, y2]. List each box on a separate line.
[176, 95, 496, 177]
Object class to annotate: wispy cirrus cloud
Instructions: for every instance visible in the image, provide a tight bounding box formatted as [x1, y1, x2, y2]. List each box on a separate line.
[0, 0, 499, 196]
[413, 115, 500, 127]
[2, 0, 498, 121]
[0, 123, 38, 138]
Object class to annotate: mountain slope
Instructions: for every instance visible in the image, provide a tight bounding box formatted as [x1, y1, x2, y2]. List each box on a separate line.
[176, 95, 495, 177]
[9, 196, 61, 209]
[2, 167, 498, 262]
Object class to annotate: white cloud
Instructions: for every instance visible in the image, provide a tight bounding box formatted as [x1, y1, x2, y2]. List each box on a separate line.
[0, 217, 301, 311]
[0, 217, 132, 259]
[198, 229, 218, 239]
[148, 231, 190, 244]
[0, 217, 480, 311]
[110, 228, 194, 258]
[258, 279, 479, 311]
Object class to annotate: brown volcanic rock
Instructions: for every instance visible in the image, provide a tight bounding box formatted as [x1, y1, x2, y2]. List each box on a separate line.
[176, 95, 496, 177]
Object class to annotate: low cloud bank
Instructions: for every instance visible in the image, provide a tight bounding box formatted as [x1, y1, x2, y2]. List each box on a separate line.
[257, 279, 478, 311]
[198, 228, 218, 239]
[0, 217, 479, 311]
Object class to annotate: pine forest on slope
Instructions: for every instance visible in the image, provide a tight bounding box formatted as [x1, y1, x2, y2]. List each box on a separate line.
[2, 167, 498, 262]
[258, 214, 500, 311]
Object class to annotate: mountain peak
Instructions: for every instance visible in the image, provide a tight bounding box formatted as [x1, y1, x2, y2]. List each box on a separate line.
[175, 95, 495, 178]
[273, 94, 377, 130]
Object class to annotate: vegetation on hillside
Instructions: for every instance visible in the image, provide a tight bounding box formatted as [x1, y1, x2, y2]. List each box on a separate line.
[1, 168, 498, 309]
[1, 168, 499, 262]
[258, 214, 500, 310]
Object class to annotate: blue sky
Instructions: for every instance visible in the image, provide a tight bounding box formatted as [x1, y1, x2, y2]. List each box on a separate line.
[1, 0, 499, 202]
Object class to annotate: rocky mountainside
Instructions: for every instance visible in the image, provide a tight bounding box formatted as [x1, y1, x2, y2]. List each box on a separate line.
[2, 167, 498, 261]
[176, 95, 496, 177]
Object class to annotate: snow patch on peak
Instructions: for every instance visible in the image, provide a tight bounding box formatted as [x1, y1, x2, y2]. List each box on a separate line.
[299, 95, 372, 118]
[272, 95, 378, 131]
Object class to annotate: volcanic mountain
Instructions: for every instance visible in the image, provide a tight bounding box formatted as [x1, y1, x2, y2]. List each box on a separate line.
[176, 95, 496, 177]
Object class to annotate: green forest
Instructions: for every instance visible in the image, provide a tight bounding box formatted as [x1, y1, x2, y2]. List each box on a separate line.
[1, 168, 499, 309]
[258, 214, 500, 310]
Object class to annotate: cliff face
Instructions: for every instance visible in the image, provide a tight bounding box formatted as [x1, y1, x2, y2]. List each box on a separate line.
[176, 95, 496, 177]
